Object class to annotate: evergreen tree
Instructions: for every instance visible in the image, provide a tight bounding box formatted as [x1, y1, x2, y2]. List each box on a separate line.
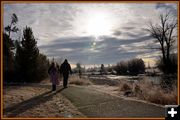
[3, 33, 15, 82]
[36, 53, 49, 80]
[76, 63, 82, 78]
[76, 63, 81, 71]
[4, 13, 19, 55]
[3, 13, 19, 82]
[16, 26, 39, 82]
[100, 64, 105, 75]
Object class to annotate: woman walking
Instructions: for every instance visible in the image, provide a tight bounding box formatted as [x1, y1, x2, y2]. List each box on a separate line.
[48, 62, 59, 91]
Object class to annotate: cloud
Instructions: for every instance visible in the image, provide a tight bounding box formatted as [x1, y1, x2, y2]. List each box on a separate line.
[38, 34, 155, 65]
[156, 3, 177, 16]
[156, 3, 176, 10]
[3, 2, 178, 66]
[121, 26, 136, 30]
[3, 3, 79, 43]
[113, 30, 122, 36]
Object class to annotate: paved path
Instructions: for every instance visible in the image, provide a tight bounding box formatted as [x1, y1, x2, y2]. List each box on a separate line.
[61, 86, 164, 118]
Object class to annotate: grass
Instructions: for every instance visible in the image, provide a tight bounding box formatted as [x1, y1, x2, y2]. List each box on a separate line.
[69, 75, 92, 86]
[68, 74, 177, 105]
[3, 86, 84, 117]
[118, 79, 177, 105]
[119, 82, 132, 91]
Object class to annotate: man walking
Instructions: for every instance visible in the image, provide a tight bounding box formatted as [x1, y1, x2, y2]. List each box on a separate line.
[60, 59, 72, 88]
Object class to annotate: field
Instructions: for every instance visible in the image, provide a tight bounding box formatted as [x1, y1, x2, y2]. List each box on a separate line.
[3, 74, 177, 117]
[69, 74, 177, 105]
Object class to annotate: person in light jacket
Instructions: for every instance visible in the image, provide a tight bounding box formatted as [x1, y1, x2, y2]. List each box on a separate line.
[48, 62, 59, 91]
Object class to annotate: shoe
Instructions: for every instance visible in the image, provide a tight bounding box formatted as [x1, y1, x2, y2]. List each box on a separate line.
[52, 90, 56, 93]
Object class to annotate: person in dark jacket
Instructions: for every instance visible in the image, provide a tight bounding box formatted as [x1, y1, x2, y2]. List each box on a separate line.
[60, 59, 72, 88]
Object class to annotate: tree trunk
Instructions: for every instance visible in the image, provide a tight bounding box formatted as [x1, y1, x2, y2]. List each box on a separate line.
[166, 43, 170, 73]
[161, 42, 166, 64]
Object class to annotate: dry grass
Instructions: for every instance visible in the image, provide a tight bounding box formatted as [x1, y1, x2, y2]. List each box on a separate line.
[143, 86, 177, 105]
[119, 82, 132, 91]
[3, 86, 84, 117]
[119, 79, 177, 105]
[69, 75, 92, 86]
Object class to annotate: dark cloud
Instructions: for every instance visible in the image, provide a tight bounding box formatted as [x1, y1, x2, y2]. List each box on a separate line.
[113, 30, 122, 36]
[39, 35, 154, 64]
[123, 31, 147, 38]
[122, 26, 136, 30]
[39, 36, 94, 54]
[113, 25, 149, 38]
[156, 3, 175, 10]
[101, 35, 152, 45]
[156, 3, 177, 16]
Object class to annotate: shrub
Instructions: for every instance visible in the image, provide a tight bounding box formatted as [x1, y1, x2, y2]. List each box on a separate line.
[115, 61, 128, 75]
[120, 83, 132, 91]
[118, 79, 177, 105]
[128, 58, 145, 75]
[156, 54, 177, 74]
[69, 75, 92, 85]
[143, 86, 177, 105]
[115, 58, 145, 75]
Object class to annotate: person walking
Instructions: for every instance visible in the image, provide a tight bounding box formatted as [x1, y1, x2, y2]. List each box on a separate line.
[48, 62, 59, 91]
[60, 59, 72, 88]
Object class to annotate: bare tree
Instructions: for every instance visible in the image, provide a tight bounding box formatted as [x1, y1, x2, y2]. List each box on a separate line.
[5, 13, 19, 38]
[147, 11, 177, 73]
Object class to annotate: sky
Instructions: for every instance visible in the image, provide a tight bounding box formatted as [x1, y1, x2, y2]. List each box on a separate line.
[3, 2, 178, 67]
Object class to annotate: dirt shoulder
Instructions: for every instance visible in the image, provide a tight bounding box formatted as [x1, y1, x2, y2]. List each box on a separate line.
[3, 85, 85, 118]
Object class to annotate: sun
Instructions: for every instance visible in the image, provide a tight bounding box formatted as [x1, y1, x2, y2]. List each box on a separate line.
[86, 12, 113, 37]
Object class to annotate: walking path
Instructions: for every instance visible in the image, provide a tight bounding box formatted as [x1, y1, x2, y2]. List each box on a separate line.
[61, 86, 164, 118]
[4, 84, 165, 118]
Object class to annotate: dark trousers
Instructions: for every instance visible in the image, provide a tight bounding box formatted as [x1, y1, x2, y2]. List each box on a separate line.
[52, 84, 56, 91]
[63, 74, 69, 88]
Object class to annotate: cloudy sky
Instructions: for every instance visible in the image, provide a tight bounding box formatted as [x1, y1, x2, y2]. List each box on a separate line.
[3, 2, 178, 67]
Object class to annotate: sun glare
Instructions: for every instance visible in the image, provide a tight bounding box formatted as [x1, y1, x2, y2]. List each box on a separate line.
[86, 12, 113, 37]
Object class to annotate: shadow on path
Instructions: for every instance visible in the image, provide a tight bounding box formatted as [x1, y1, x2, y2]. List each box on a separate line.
[4, 87, 65, 117]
